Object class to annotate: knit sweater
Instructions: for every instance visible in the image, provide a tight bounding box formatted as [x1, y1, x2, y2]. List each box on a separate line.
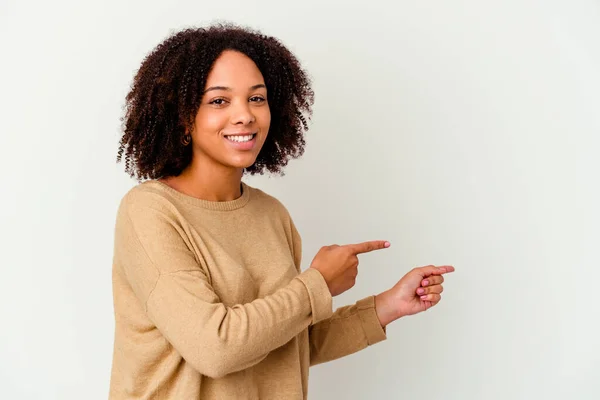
[109, 180, 387, 399]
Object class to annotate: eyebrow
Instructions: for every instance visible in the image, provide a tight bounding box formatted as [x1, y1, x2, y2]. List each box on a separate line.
[204, 84, 266, 93]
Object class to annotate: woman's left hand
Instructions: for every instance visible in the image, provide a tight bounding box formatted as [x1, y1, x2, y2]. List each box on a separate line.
[375, 265, 455, 327]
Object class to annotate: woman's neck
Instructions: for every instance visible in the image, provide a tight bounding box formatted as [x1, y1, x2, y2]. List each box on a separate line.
[160, 161, 244, 202]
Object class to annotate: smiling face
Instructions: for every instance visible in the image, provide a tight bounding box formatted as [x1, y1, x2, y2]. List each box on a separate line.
[188, 50, 271, 172]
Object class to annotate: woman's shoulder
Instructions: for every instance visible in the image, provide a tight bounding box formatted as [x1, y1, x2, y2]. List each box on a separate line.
[117, 180, 181, 217]
[122, 179, 173, 201]
[245, 184, 293, 219]
[117, 180, 292, 219]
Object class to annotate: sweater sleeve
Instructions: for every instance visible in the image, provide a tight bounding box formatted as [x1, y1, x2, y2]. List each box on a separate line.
[288, 217, 387, 366]
[308, 296, 387, 366]
[114, 193, 333, 379]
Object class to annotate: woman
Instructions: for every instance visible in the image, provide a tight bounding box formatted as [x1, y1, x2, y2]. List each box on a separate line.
[110, 23, 454, 399]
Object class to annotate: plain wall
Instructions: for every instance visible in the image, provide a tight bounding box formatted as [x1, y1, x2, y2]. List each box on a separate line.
[1, 0, 599, 398]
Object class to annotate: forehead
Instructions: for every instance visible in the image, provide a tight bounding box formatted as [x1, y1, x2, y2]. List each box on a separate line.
[205, 50, 265, 86]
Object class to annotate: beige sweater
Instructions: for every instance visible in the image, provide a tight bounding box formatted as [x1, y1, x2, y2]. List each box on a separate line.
[109, 180, 386, 399]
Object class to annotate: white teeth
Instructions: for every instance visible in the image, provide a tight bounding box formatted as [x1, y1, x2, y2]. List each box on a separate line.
[226, 134, 254, 142]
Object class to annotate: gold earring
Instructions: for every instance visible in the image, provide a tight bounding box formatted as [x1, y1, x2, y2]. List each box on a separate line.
[181, 134, 191, 146]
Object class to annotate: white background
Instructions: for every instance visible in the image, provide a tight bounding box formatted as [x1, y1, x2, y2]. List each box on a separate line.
[1, 0, 599, 399]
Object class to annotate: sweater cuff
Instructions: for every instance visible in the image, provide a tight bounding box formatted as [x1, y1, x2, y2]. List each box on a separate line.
[356, 295, 387, 345]
[297, 268, 333, 324]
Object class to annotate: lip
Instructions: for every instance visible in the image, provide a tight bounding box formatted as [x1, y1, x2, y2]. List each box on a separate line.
[223, 132, 257, 151]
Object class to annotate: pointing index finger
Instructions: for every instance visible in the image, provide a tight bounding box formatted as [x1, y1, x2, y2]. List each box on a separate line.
[346, 240, 391, 255]
[419, 265, 456, 277]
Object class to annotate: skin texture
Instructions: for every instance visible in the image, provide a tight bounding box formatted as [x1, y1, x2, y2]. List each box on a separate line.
[308, 241, 455, 327]
[118, 25, 454, 329]
[158, 50, 271, 201]
[374, 265, 455, 326]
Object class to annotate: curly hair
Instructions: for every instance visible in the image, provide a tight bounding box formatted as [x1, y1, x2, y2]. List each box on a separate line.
[117, 23, 314, 181]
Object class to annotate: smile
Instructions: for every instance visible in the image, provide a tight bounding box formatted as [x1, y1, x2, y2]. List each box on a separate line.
[224, 133, 256, 143]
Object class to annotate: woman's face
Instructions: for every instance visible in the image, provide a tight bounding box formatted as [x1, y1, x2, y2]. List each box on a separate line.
[190, 50, 271, 171]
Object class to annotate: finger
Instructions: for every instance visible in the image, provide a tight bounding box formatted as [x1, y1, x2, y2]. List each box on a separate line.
[419, 293, 441, 303]
[416, 284, 444, 296]
[421, 275, 444, 287]
[346, 240, 390, 255]
[417, 265, 455, 277]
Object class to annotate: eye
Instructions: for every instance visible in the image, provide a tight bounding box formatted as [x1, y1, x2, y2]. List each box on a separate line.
[250, 96, 266, 103]
[209, 98, 228, 106]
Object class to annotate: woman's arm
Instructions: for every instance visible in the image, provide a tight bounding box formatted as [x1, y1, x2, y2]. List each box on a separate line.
[115, 194, 333, 379]
[307, 296, 387, 366]
[288, 219, 387, 366]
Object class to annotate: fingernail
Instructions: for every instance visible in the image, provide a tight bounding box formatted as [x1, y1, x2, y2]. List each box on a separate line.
[384, 241, 391, 248]
[420, 295, 427, 300]
[416, 288, 425, 295]
[422, 280, 429, 286]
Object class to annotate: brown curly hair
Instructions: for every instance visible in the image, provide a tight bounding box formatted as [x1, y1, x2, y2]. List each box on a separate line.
[117, 23, 314, 181]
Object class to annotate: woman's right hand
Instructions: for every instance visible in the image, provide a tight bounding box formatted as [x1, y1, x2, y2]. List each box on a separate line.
[309, 240, 390, 296]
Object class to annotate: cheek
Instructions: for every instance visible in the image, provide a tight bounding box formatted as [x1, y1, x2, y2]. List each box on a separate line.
[195, 109, 227, 135]
[258, 107, 271, 131]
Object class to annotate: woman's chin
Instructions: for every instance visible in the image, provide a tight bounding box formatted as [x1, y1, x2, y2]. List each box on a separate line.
[224, 155, 259, 170]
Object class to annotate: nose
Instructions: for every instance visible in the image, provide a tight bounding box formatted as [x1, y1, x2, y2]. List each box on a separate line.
[231, 100, 255, 126]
